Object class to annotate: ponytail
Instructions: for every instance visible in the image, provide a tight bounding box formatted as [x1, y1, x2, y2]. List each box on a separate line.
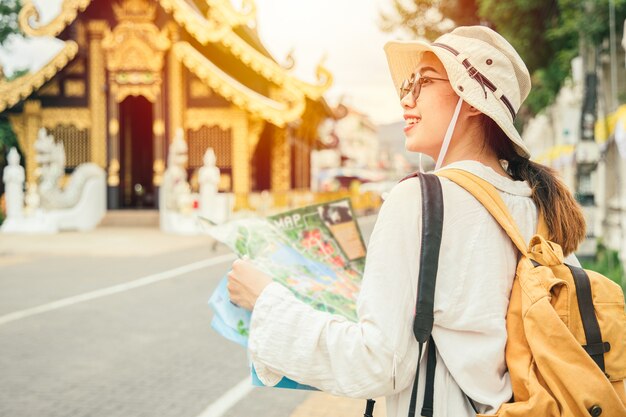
[482, 116, 586, 256]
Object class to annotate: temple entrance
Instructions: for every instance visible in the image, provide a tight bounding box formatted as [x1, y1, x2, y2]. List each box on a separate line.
[119, 96, 155, 208]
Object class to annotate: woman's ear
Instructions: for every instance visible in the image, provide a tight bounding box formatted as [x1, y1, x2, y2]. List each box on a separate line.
[463, 102, 482, 118]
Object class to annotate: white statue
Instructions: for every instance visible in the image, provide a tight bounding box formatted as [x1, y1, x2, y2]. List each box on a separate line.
[198, 147, 220, 219]
[175, 182, 194, 214]
[2, 129, 105, 233]
[34, 128, 60, 194]
[159, 128, 200, 234]
[162, 128, 191, 211]
[2, 147, 25, 219]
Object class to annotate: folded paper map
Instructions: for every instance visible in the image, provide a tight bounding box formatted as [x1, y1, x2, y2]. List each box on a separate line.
[206, 199, 366, 390]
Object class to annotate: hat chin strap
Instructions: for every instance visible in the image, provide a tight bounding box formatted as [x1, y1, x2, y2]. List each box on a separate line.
[434, 97, 464, 170]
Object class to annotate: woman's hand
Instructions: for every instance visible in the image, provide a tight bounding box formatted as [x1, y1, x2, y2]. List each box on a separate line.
[227, 258, 273, 311]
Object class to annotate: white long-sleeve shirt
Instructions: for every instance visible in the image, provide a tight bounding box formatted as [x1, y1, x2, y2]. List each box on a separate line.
[248, 160, 578, 417]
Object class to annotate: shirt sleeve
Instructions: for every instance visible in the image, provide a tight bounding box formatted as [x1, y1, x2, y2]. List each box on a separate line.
[248, 178, 423, 398]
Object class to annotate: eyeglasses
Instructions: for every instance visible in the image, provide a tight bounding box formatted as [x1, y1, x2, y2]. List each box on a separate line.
[399, 73, 449, 100]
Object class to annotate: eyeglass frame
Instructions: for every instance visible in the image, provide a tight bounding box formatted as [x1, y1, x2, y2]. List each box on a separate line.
[399, 72, 450, 100]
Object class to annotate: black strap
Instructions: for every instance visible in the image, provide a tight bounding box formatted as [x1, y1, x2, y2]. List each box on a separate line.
[408, 342, 425, 417]
[413, 174, 444, 343]
[363, 399, 376, 417]
[410, 174, 444, 417]
[421, 336, 437, 417]
[565, 264, 607, 372]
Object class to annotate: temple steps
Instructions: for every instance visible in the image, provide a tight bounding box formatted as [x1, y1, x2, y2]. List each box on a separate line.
[99, 209, 159, 228]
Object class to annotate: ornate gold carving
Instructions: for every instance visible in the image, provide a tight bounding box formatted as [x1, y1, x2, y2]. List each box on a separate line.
[205, 0, 257, 28]
[88, 21, 108, 168]
[19, 0, 92, 37]
[190, 78, 212, 98]
[40, 80, 60, 96]
[109, 119, 119, 136]
[153, 120, 165, 136]
[113, 0, 157, 21]
[185, 107, 245, 131]
[110, 84, 159, 103]
[65, 79, 86, 97]
[159, 0, 230, 44]
[108, 159, 120, 187]
[102, 3, 170, 104]
[0, 41, 79, 113]
[41, 108, 91, 130]
[174, 41, 306, 127]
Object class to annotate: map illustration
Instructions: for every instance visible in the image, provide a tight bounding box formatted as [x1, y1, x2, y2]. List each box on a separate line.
[206, 199, 366, 390]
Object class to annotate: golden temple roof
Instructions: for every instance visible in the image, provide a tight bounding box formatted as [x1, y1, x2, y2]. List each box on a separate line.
[0, 41, 79, 113]
[17, 0, 332, 102]
[173, 41, 306, 127]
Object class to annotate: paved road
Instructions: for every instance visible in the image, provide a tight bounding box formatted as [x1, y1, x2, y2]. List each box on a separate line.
[0, 215, 378, 417]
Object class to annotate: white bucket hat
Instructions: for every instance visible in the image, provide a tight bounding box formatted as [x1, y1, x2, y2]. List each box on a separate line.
[384, 25, 532, 158]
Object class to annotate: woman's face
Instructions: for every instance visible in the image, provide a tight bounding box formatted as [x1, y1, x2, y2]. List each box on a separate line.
[400, 52, 460, 158]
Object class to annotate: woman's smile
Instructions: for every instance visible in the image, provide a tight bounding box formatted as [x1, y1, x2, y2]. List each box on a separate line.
[403, 114, 421, 133]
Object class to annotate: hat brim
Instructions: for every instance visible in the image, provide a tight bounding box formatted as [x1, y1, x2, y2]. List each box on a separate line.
[384, 40, 531, 159]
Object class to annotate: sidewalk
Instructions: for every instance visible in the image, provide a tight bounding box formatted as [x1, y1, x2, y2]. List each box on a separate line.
[0, 226, 212, 265]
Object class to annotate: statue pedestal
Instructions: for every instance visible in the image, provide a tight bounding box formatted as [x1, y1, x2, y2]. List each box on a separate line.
[160, 193, 235, 235]
[200, 193, 234, 225]
[1, 211, 59, 234]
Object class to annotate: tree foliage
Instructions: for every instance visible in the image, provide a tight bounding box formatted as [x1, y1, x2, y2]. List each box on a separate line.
[379, 0, 626, 115]
[0, 0, 21, 47]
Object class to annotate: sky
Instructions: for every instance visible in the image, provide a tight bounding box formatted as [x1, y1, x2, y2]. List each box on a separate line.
[0, 0, 409, 125]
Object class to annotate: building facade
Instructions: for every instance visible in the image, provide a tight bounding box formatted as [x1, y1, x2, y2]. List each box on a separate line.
[0, 0, 333, 210]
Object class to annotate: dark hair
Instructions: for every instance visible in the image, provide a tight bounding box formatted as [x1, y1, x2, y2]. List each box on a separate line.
[481, 115, 586, 256]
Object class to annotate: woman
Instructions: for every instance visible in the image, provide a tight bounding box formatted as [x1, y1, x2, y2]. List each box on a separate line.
[227, 26, 585, 417]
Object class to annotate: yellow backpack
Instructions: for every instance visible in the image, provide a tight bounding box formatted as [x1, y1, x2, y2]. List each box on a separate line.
[438, 169, 626, 417]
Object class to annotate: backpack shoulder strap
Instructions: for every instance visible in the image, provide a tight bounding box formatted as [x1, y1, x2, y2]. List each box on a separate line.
[436, 169, 529, 255]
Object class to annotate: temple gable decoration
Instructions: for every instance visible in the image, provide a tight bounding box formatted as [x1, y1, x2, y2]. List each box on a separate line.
[102, 0, 171, 103]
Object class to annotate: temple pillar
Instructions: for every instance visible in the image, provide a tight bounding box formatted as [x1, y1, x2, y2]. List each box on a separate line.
[23, 100, 42, 186]
[87, 20, 108, 169]
[271, 127, 291, 207]
[107, 95, 120, 209]
[232, 120, 250, 210]
[153, 93, 165, 195]
[167, 29, 184, 140]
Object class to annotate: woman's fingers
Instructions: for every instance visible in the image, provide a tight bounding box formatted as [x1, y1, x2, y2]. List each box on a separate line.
[226, 258, 273, 311]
